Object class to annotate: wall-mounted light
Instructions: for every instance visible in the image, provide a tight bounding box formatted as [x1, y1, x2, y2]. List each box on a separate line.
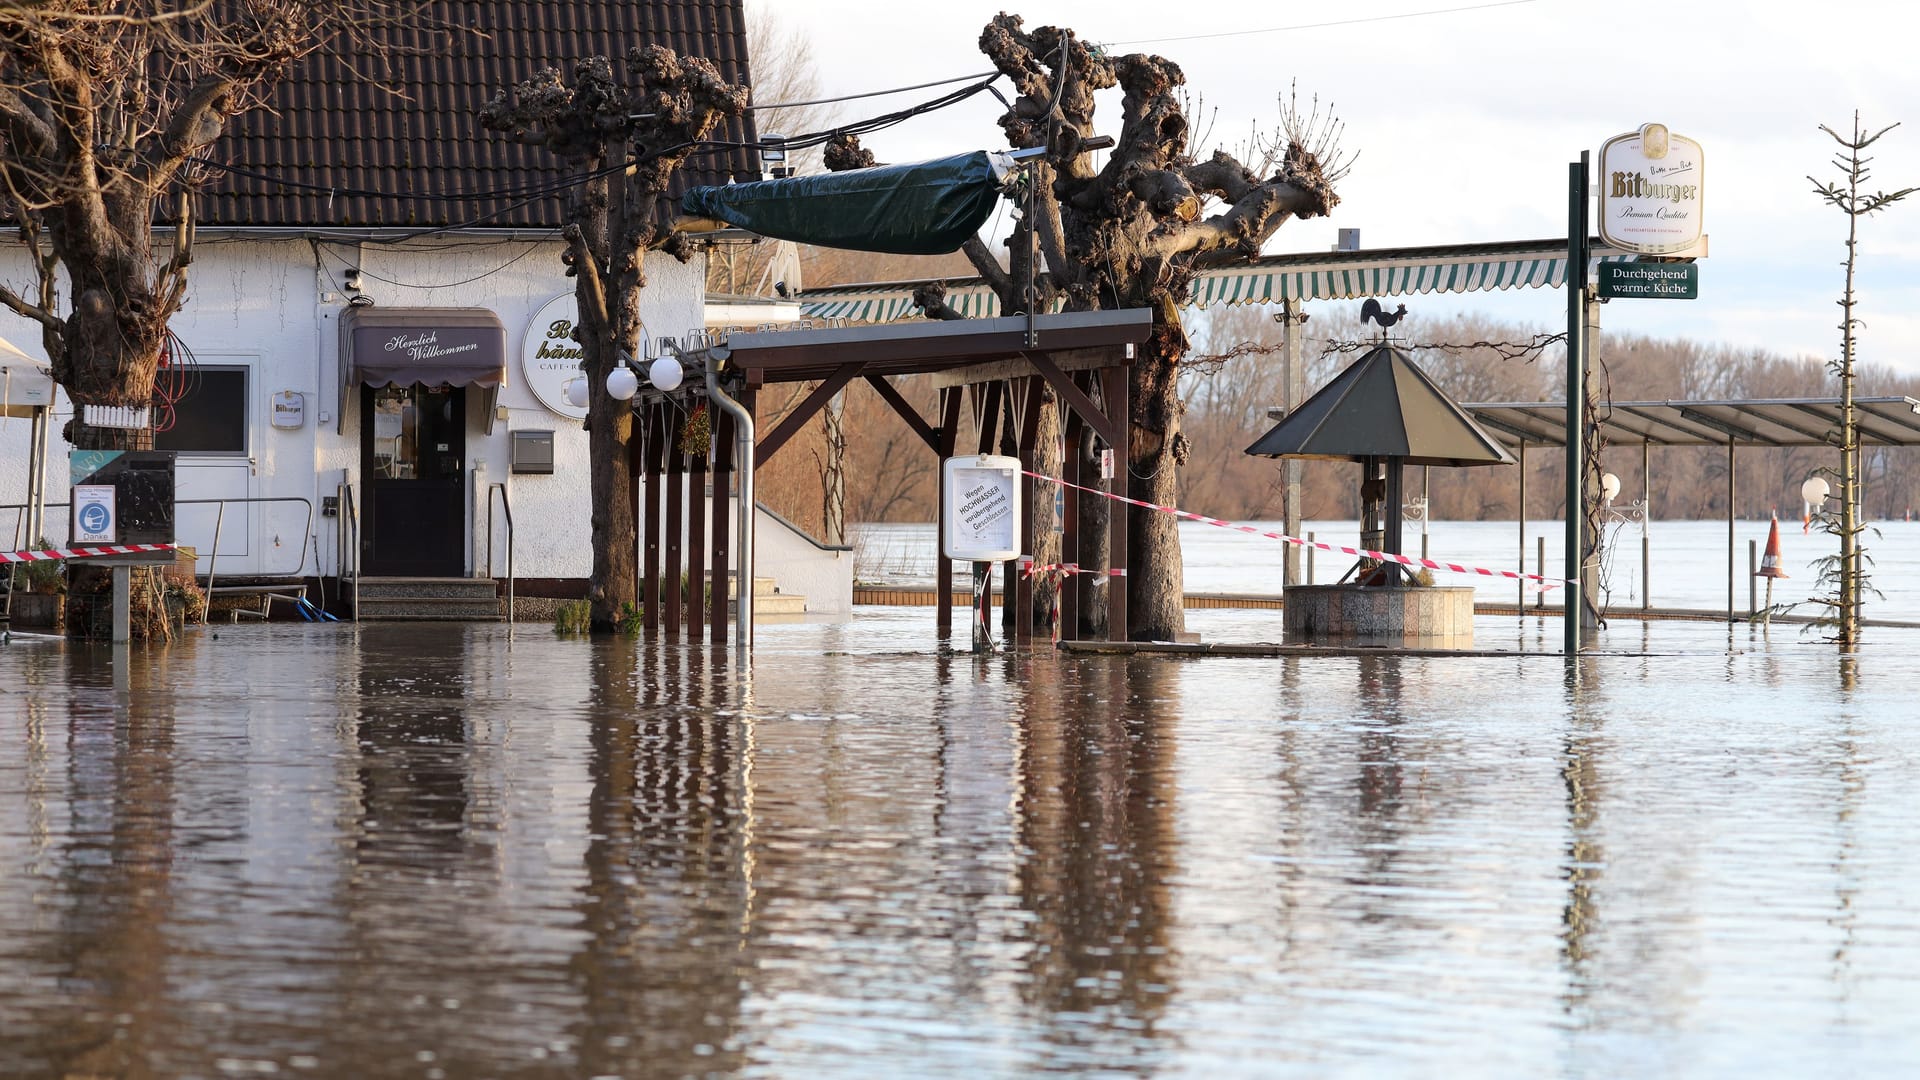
[760, 133, 790, 179]
[343, 268, 363, 293]
[607, 353, 639, 401]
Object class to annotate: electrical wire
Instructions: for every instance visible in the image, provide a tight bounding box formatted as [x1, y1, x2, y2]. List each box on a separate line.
[181, 72, 1007, 216]
[314, 236, 556, 290]
[743, 70, 998, 112]
[1100, 0, 1540, 48]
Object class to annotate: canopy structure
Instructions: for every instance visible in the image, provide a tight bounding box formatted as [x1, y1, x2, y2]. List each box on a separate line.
[0, 335, 54, 419]
[338, 307, 506, 434]
[1248, 343, 1510, 585]
[0, 334, 56, 556]
[682, 152, 1007, 256]
[799, 236, 1648, 323]
[1453, 396, 1920, 622]
[1247, 343, 1514, 467]
[1461, 397, 1920, 448]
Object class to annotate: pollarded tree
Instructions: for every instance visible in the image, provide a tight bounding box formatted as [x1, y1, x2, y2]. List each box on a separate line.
[952, 16, 1345, 641]
[481, 47, 747, 631]
[0, 1, 431, 451]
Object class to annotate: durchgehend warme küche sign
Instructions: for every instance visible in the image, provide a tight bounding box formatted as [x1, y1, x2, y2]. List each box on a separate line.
[1598, 123, 1705, 256]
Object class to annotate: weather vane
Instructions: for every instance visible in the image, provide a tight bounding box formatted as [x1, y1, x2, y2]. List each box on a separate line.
[1360, 298, 1407, 341]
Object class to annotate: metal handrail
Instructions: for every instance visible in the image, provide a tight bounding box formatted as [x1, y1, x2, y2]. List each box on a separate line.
[185, 497, 315, 623]
[339, 483, 360, 622]
[486, 481, 515, 624]
[3, 496, 313, 627]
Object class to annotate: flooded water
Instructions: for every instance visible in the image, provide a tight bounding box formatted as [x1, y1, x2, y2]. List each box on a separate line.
[4, 615, 1920, 1077]
[857, 518, 1920, 620]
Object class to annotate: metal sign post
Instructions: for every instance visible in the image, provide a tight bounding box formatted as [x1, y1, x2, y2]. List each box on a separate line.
[1565, 154, 1589, 657]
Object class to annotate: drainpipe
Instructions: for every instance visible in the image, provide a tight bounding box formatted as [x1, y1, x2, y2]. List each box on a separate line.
[706, 366, 753, 657]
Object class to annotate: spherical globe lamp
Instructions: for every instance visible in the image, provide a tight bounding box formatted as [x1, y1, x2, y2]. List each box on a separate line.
[648, 354, 684, 392]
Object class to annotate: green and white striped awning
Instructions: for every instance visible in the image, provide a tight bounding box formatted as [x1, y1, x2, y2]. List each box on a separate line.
[801, 237, 1645, 324]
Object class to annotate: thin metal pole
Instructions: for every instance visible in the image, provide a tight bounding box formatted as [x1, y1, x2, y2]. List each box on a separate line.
[1748, 539, 1758, 617]
[1306, 531, 1315, 584]
[1537, 536, 1546, 610]
[1642, 439, 1652, 610]
[1421, 465, 1431, 560]
[1564, 154, 1589, 654]
[1517, 441, 1528, 610]
[205, 501, 225, 626]
[1727, 436, 1736, 623]
[707, 369, 754, 659]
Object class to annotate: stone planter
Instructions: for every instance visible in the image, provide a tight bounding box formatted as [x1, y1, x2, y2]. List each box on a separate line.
[7, 591, 66, 632]
[1284, 584, 1474, 649]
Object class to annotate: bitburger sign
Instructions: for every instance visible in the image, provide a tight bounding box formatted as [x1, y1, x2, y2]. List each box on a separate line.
[1598, 123, 1705, 256]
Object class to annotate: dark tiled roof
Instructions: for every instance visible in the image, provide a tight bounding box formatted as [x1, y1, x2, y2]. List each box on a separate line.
[203, 1, 758, 230]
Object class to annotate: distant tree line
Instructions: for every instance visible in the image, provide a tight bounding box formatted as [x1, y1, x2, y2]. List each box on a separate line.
[753, 301, 1920, 535]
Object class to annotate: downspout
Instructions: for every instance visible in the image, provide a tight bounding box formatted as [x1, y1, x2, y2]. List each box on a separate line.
[706, 366, 753, 658]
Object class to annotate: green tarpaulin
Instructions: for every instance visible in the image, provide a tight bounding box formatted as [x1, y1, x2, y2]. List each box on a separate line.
[680, 151, 1004, 256]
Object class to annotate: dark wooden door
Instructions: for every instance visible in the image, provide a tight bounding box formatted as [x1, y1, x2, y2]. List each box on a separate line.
[362, 385, 466, 576]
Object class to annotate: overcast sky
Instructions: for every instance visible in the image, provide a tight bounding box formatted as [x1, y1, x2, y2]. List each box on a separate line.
[786, 0, 1920, 372]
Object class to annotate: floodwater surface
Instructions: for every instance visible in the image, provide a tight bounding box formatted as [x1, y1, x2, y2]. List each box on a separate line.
[2, 615, 1918, 1077]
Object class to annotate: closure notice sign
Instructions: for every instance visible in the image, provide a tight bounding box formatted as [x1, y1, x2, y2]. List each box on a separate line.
[1597, 261, 1699, 300]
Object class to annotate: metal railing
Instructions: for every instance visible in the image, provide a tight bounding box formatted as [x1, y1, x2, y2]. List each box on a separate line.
[191, 497, 315, 623]
[5, 495, 314, 626]
[486, 481, 514, 623]
[339, 483, 360, 622]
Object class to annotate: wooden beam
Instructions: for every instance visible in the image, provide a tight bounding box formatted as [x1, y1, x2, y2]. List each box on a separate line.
[1027, 351, 1125, 449]
[687, 419, 707, 641]
[710, 404, 732, 645]
[864, 374, 939, 452]
[663, 408, 685, 636]
[642, 404, 665, 635]
[935, 386, 961, 639]
[1015, 376, 1045, 646]
[756, 362, 861, 464]
[1103, 364, 1130, 641]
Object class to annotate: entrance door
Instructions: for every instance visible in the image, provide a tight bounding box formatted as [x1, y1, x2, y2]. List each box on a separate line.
[362, 384, 466, 576]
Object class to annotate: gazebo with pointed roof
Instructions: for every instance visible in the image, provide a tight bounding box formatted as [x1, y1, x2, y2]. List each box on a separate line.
[1247, 342, 1512, 582]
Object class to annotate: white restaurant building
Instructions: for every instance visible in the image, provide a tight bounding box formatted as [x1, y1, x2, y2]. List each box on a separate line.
[0, 3, 774, 606]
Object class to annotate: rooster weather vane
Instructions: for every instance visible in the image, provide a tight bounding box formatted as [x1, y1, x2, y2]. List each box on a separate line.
[1360, 298, 1407, 339]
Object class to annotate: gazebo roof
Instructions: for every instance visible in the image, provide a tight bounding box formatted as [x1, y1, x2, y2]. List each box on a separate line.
[1246, 342, 1514, 467]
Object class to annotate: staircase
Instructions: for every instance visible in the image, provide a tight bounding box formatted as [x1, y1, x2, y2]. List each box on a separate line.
[355, 576, 501, 621]
[736, 575, 806, 618]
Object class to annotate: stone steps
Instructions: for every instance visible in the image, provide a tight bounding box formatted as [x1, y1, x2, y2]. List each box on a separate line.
[355, 576, 501, 621]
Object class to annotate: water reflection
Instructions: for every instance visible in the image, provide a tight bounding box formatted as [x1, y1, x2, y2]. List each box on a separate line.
[2, 621, 1919, 1076]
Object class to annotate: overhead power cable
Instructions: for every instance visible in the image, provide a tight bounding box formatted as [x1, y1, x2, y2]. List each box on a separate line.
[1101, 0, 1539, 48]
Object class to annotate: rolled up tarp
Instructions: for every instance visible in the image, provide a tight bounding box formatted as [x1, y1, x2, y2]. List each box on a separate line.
[680, 151, 1005, 256]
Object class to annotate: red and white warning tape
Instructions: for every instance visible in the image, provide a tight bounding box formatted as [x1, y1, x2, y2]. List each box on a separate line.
[1024, 471, 1570, 588]
[1, 543, 176, 565]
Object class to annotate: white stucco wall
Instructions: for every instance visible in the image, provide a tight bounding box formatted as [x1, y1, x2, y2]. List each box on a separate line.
[0, 235, 706, 581]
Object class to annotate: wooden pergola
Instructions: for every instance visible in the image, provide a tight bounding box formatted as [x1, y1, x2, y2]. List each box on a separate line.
[630, 309, 1152, 648]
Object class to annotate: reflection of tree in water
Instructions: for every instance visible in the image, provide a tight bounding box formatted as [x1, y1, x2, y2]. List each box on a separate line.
[1014, 654, 1176, 1058]
[569, 640, 749, 1078]
[20, 648, 180, 1077]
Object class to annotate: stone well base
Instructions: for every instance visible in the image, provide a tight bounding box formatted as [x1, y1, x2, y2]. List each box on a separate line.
[1284, 584, 1474, 649]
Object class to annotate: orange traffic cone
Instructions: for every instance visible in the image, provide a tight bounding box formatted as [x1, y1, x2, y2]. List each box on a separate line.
[1756, 514, 1788, 580]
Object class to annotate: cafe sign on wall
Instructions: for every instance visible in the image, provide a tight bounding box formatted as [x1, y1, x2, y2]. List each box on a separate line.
[1598, 123, 1705, 256]
[520, 292, 650, 421]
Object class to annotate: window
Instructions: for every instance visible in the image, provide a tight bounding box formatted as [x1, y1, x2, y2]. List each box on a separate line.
[155, 366, 248, 454]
